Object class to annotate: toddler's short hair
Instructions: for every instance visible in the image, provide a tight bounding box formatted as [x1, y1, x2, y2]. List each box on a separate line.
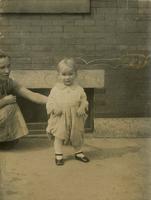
[57, 57, 78, 72]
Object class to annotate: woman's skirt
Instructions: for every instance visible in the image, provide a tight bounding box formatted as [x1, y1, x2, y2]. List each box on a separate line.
[0, 103, 28, 141]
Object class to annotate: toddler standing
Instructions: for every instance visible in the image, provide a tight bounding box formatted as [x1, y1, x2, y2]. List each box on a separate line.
[46, 58, 89, 165]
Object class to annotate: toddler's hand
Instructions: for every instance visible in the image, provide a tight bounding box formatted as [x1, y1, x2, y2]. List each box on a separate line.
[4, 95, 16, 105]
[77, 106, 86, 117]
[53, 107, 62, 116]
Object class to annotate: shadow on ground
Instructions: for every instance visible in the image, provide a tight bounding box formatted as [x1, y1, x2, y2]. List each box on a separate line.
[0, 138, 50, 152]
[65, 143, 142, 162]
[86, 144, 141, 160]
[0, 138, 142, 162]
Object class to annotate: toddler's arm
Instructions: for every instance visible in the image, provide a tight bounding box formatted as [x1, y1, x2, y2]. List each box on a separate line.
[46, 89, 55, 115]
[77, 88, 88, 116]
[46, 87, 62, 116]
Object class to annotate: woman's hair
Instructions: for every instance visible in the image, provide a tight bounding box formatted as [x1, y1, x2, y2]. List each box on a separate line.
[0, 50, 10, 60]
[57, 57, 78, 73]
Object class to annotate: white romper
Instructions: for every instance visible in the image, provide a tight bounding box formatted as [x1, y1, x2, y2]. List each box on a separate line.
[46, 82, 88, 148]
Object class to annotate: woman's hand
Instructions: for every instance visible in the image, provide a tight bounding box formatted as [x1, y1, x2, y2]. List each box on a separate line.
[3, 95, 16, 105]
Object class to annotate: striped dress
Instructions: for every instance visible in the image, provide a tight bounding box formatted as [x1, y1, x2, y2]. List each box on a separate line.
[0, 78, 28, 142]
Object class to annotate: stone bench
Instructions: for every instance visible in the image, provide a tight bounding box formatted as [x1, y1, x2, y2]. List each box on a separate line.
[10, 69, 104, 89]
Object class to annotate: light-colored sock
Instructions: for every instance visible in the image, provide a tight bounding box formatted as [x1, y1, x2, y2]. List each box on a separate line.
[74, 147, 85, 158]
[75, 152, 85, 158]
[56, 155, 63, 160]
[54, 137, 63, 160]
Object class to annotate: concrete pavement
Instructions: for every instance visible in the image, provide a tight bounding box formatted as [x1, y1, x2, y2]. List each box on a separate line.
[0, 137, 151, 200]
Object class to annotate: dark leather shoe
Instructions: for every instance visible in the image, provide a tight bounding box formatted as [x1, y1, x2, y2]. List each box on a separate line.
[55, 154, 64, 166]
[75, 152, 90, 163]
[55, 158, 64, 166]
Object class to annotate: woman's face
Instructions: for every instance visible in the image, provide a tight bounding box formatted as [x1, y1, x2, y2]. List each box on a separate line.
[0, 57, 11, 81]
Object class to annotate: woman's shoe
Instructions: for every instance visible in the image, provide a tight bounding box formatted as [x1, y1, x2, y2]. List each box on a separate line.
[75, 152, 90, 163]
[55, 154, 64, 166]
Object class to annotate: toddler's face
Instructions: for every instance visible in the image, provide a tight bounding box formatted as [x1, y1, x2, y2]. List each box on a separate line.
[0, 57, 10, 81]
[59, 65, 76, 86]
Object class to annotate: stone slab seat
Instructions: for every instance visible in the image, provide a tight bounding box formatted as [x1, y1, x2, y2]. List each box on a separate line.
[10, 69, 104, 89]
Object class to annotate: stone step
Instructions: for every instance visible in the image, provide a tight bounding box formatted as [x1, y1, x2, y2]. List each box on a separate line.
[27, 122, 47, 130]
[27, 122, 92, 135]
[94, 118, 151, 138]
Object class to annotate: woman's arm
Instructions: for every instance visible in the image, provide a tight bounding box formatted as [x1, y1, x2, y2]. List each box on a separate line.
[15, 86, 48, 104]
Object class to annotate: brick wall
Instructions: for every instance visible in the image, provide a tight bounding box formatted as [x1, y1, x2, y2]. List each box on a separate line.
[0, 0, 151, 117]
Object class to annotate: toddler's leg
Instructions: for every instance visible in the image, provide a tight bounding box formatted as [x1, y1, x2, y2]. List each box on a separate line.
[54, 137, 64, 166]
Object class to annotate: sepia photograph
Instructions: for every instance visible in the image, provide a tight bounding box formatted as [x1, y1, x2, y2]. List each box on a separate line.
[0, 0, 151, 200]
